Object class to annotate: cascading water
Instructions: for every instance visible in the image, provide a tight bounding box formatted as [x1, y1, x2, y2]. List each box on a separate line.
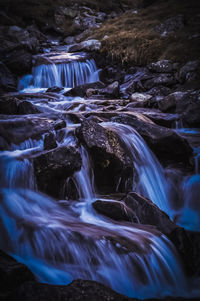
[102, 122, 171, 215]
[1, 47, 200, 300]
[18, 58, 99, 92]
[0, 132, 194, 299]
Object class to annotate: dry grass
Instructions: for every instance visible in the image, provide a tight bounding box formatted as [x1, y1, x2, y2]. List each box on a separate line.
[89, 0, 200, 65]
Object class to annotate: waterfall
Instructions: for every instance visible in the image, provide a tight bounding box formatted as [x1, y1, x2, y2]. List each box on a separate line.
[18, 59, 99, 91]
[0, 136, 191, 299]
[102, 122, 171, 215]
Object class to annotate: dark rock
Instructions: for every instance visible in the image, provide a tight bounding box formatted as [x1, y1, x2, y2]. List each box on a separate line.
[147, 86, 172, 97]
[3, 48, 32, 76]
[0, 116, 54, 145]
[0, 61, 17, 93]
[178, 61, 200, 83]
[17, 101, 40, 114]
[112, 114, 193, 164]
[44, 133, 57, 150]
[158, 90, 200, 127]
[144, 74, 177, 90]
[76, 119, 133, 193]
[158, 92, 186, 112]
[99, 81, 119, 98]
[0, 97, 40, 115]
[53, 119, 66, 130]
[124, 192, 176, 235]
[0, 97, 19, 114]
[64, 82, 105, 97]
[155, 15, 185, 35]
[93, 198, 137, 222]
[11, 279, 131, 301]
[148, 60, 177, 73]
[0, 250, 35, 300]
[34, 146, 82, 198]
[46, 86, 63, 93]
[68, 39, 101, 52]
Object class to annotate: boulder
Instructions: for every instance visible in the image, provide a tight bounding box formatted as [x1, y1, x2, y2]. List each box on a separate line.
[0, 116, 54, 145]
[178, 60, 200, 83]
[0, 250, 35, 300]
[3, 48, 32, 75]
[93, 198, 137, 222]
[99, 81, 119, 98]
[0, 97, 40, 115]
[0, 61, 17, 93]
[148, 60, 178, 73]
[11, 280, 131, 301]
[46, 86, 63, 93]
[64, 82, 105, 97]
[44, 133, 57, 150]
[144, 74, 177, 90]
[68, 39, 101, 52]
[130, 93, 152, 102]
[112, 114, 193, 164]
[34, 146, 82, 198]
[158, 92, 186, 112]
[76, 119, 133, 193]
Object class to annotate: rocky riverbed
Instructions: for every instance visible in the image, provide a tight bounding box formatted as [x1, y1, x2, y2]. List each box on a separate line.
[0, 0, 200, 300]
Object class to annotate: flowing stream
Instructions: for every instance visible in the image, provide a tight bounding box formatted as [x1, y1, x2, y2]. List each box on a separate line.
[0, 53, 200, 299]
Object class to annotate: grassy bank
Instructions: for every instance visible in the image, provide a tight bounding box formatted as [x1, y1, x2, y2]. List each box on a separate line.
[89, 0, 200, 65]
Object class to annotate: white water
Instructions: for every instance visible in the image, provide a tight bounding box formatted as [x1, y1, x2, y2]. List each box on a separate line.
[0, 134, 194, 299]
[1, 55, 199, 299]
[102, 122, 171, 215]
[18, 58, 99, 92]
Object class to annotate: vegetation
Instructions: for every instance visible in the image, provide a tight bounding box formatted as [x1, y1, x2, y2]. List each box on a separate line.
[89, 0, 200, 65]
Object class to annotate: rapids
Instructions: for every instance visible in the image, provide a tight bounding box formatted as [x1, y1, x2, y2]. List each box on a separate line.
[0, 52, 200, 299]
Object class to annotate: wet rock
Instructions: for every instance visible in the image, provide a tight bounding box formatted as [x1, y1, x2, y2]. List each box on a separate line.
[148, 60, 178, 73]
[112, 114, 193, 164]
[144, 74, 177, 90]
[76, 119, 133, 193]
[68, 39, 101, 52]
[44, 133, 57, 150]
[155, 15, 185, 36]
[158, 92, 186, 112]
[158, 90, 200, 127]
[11, 279, 131, 301]
[93, 198, 137, 222]
[0, 61, 17, 93]
[53, 119, 66, 130]
[3, 48, 32, 76]
[147, 86, 172, 97]
[46, 86, 63, 93]
[99, 81, 119, 98]
[130, 93, 152, 102]
[0, 116, 54, 145]
[63, 36, 76, 44]
[0, 250, 35, 300]
[7, 25, 39, 52]
[34, 146, 82, 198]
[17, 101, 40, 114]
[0, 97, 40, 115]
[178, 60, 200, 83]
[64, 82, 105, 97]
[124, 192, 176, 235]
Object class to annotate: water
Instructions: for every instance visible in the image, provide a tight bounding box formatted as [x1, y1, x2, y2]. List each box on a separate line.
[0, 134, 194, 299]
[1, 54, 200, 299]
[102, 122, 171, 215]
[18, 58, 99, 92]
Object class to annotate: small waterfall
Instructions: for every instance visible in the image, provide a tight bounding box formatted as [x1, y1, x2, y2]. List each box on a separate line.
[18, 59, 99, 91]
[0, 187, 188, 299]
[0, 135, 191, 299]
[74, 146, 95, 201]
[102, 122, 171, 215]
